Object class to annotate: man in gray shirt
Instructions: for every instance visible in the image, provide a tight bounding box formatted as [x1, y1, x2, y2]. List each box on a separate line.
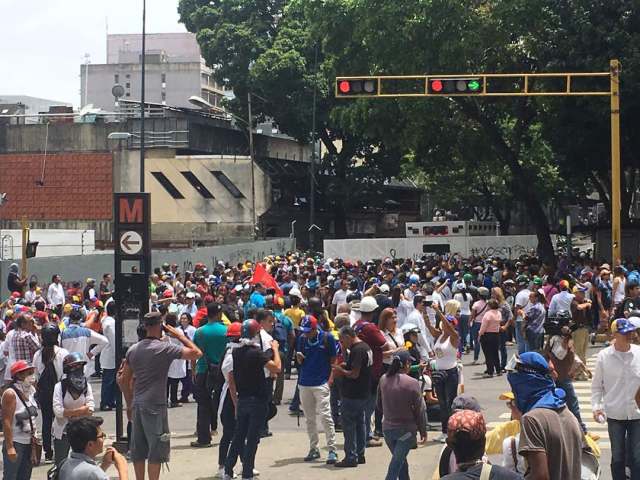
[119, 311, 202, 480]
[58, 416, 128, 479]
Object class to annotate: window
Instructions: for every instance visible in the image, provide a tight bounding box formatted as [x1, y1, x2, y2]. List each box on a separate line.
[161, 91, 166, 101]
[151, 172, 184, 199]
[161, 73, 166, 83]
[126, 82, 130, 89]
[210, 171, 245, 198]
[114, 74, 119, 83]
[126, 73, 130, 79]
[181, 171, 214, 199]
[125, 92, 130, 97]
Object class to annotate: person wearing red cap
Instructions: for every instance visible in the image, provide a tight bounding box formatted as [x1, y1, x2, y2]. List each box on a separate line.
[2, 360, 39, 479]
[547, 280, 574, 319]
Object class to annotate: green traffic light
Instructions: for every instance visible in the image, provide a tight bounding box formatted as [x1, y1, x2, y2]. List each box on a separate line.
[468, 80, 481, 91]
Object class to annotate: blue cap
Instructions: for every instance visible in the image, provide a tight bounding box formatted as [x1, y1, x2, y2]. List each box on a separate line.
[515, 352, 550, 374]
[300, 315, 318, 333]
[611, 318, 637, 334]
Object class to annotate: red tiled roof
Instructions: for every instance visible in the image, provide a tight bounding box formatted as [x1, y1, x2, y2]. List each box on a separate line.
[0, 153, 113, 220]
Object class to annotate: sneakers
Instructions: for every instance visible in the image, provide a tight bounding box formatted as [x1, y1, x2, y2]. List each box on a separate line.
[304, 448, 321, 462]
[334, 458, 358, 468]
[435, 433, 447, 443]
[366, 438, 382, 447]
[357, 454, 366, 464]
[215, 467, 225, 478]
[326, 451, 338, 465]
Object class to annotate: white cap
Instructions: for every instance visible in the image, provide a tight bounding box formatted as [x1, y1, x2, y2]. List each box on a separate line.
[379, 284, 390, 293]
[186, 292, 196, 299]
[289, 288, 302, 299]
[359, 296, 378, 313]
[628, 317, 640, 329]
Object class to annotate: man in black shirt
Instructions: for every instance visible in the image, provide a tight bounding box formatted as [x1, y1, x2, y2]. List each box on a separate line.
[6, 263, 25, 295]
[332, 326, 372, 468]
[224, 319, 281, 480]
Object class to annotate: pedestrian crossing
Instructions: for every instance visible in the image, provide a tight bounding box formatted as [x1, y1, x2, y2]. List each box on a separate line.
[489, 353, 611, 451]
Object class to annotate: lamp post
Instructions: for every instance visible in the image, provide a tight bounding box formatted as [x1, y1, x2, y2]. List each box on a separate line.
[139, 0, 147, 194]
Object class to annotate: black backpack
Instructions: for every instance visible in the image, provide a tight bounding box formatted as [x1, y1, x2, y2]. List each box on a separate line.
[36, 358, 58, 406]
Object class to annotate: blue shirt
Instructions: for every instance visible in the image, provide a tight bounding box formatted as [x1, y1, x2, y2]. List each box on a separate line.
[297, 330, 337, 387]
[273, 311, 293, 353]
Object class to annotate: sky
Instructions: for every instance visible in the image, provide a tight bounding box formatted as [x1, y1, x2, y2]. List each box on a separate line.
[1, 0, 186, 107]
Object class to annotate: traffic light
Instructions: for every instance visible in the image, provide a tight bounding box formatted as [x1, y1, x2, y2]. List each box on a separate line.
[428, 78, 483, 95]
[25, 241, 38, 259]
[336, 78, 378, 97]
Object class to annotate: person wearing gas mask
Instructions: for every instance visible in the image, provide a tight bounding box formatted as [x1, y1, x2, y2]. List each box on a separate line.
[1, 360, 39, 480]
[52, 352, 95, 465]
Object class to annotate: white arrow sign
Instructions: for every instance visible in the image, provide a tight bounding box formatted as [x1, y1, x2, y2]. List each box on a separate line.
[119, 230, 143, 255]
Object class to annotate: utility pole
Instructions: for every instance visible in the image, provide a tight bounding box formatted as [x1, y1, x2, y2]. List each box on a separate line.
[248, 92, 257, 239]
[139, 0, 146, 193]
[309, 44, 319, 251]
[21, 217, 29, 279]
[610, 59, 621, 262]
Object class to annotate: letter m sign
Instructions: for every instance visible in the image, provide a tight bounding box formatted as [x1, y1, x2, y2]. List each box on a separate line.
[119, 198, 143, 223]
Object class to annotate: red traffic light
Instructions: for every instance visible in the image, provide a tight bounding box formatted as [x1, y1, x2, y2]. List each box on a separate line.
[338, 81, 351, 94]
[429, 78, 483, 94]
[430, 80, 443, 92]
[336, 78, 378, 97]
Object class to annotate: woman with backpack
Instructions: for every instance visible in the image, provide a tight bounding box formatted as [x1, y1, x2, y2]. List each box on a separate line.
[52, 353, 95, 465]
[32, 323, 68, 463]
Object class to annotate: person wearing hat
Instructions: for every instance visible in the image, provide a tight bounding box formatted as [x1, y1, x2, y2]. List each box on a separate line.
[353, 296, 389, 447]
[547, 279, 574, 319]
[507, 352, 582, 479]
[440, 410, 522, 479]
[224, 319, 282, 480]
[60, 309, 108, 377]
[1, 360, 38, 479]
[6, 263, 26, 296]
[181, 291, 198, 318]
[52, 352, 96, 465]
[191, 303, 228, 448]
[295, 315, 338, 464]
[118, 311, 202, 480]
[570, 285, 593, 368]
[82, 279, 97, 304]
[377, 349, 426, 480]
[595, 268, 613, 337]
[592, 318, 640, 480]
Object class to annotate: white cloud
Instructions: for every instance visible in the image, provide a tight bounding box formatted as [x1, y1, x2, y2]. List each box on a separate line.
[1, 0, 185, 106]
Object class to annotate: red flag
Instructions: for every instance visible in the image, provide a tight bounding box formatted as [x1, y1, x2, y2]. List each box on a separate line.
[250, 263, 283, 296]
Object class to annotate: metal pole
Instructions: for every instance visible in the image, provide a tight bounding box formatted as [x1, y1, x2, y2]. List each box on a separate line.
[610, 59, 621, 262]
[139, 0, 146, 193]
[21, 218, 28, 279]
[248, 92, 256, 239]
[566, 214, 572, 263]
[309, 44, 319, 250]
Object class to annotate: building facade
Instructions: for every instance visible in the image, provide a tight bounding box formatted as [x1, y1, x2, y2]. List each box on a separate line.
[82, 33, 226, 110]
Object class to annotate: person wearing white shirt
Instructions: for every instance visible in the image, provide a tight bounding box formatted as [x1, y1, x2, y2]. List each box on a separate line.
[331, 280, 352, 317]
[179, 312, 197, 403]
[47, 275, 66, 315]
[52, 353, 95, 466]
[257, 310, 275, 437]
[547, 281, 575, 318]
[181, 292, 199, 318]
[592, 318, 640, 480]
[404, 295, 435, 355]
[514, 283, 531, 355]
[24, 282, 38, 305]
[99, 303, 117, 411]
[453, 289, 473, 354]
[60, 309, 108, 377]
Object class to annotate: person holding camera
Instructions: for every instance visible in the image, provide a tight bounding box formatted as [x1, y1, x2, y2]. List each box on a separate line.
[118, 311, 202, 480]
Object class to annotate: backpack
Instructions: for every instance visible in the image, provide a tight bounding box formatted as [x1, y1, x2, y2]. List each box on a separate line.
[36, 355, 59, 406]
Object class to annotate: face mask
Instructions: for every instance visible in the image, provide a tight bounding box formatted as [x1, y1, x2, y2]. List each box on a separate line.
[68, 370, 87, 392]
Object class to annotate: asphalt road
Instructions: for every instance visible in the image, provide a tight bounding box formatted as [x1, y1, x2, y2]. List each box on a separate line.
[26, 343, 611, 480]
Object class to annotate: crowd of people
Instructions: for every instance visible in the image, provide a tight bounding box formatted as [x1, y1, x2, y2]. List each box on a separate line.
[2, 252, 640, 480]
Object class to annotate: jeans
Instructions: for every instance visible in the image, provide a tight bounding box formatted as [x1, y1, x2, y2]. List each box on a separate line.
[41, 403, 54, 458]
[457, 315, 470, 354]
[608, 418, 640, 480]
[433, 368, 459, 433]
[218, 393, 236, 467]
[480, 332, 500, 375]
[225, 396, 268, 479]
[100, 368, 117, 409]
[383, 428, 416, 480]
[341, 397, 367, 461]
[470, 322, 481, 360]
[365, 378, 379, 440]
[515, 320, 526, 355]
[194, 372, 215, 444]
[556, 379, 586, 433]
[2, 441, 32, 480]
[499, 330, 508, 369]
[180, 368, 193, 401]
[299, 384, 336, 452]
[525, 330, 544, 352]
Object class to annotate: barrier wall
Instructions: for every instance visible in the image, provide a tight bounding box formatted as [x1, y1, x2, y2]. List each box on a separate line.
[0, 237, 295, 299]
[323, 235, 540, 261]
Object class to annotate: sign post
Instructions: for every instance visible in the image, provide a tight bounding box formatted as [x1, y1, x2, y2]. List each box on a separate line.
[113, 193, 151, 445]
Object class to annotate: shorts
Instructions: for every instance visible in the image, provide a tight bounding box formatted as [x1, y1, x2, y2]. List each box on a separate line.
[130, 404, 171, 463]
